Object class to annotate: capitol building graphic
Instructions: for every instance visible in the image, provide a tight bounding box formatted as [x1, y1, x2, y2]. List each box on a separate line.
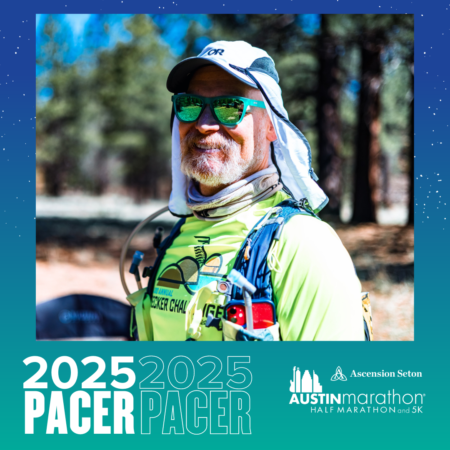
[289, 367, 323, 393]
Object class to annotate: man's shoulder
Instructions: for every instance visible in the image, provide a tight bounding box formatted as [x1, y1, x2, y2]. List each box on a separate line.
[275, 213, 356, 289]
[283, 212, 337, 239]
[262, 192, 342, 247]
[278, 213, 348, 262]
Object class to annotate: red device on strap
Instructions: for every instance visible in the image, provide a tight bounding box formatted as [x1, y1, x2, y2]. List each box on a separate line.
[226, 303, 275, 329]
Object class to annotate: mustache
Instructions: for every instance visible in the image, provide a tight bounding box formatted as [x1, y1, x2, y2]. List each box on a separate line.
[181, 129, 239, 153]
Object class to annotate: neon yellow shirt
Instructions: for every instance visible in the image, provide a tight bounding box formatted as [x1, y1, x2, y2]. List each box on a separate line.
[147, 190, 364, 341]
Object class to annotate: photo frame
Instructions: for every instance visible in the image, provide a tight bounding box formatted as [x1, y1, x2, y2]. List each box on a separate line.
[0, 0, 446, 446]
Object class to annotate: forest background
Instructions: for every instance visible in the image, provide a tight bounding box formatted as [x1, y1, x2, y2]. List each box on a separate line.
[35, 14, 414, 340]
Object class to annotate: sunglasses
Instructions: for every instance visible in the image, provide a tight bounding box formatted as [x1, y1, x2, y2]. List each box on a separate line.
[172, 94, 266, 127]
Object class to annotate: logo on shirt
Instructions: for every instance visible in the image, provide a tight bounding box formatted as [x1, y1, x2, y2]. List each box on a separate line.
[156, 236, 225, 295]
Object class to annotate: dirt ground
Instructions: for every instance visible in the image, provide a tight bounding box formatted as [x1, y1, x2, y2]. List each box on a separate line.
[36, 223, 414, 341]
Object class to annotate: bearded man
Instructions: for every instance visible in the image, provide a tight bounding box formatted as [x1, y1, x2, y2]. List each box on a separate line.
[138, 41, 366, 341]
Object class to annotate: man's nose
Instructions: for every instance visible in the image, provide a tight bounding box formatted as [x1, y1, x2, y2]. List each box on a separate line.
[195, 105, 220, 133]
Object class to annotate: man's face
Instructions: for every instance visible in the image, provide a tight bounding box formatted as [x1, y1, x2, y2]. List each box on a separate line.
[179, 65, 276, 194]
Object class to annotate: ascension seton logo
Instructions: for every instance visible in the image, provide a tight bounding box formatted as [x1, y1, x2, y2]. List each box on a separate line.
[331, 366, 347, 381]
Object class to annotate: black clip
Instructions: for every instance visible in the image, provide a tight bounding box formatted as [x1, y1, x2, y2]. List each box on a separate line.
[153, 227, 164, 249]
[205, 313, 222, 331]
[142, 266, 153, 278]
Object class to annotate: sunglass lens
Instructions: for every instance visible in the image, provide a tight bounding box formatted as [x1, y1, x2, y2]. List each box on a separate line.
[175, 96, 203, 122]
[213, 98, 245, 125]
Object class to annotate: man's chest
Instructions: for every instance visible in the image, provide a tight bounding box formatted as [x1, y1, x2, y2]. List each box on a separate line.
[150, 219, 256, 341]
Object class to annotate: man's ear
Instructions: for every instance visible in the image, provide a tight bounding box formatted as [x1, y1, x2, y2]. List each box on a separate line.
[266, 116, 277, 142]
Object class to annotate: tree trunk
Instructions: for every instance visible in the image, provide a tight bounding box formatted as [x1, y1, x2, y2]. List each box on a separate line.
[43, 156, 68, 196]
[351, 32, 383, 224]
[317, 14, 342, 221]
[407, 62, 414, 225]
[123, 146, 159, 202]
[92, 148, 109, 195]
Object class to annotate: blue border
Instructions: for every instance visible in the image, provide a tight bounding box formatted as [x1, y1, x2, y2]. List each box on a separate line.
[0, 1, 448, 447]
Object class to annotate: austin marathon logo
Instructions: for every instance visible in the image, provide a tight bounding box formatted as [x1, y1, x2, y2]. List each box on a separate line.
[288, 366, 424, 414]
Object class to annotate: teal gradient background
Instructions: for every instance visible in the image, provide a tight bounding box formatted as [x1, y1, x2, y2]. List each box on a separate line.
[2, 341, 446, 445]
[1, 0, 449, 447]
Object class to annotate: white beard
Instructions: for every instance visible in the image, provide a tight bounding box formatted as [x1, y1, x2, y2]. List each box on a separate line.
[180, 127, 266, 188]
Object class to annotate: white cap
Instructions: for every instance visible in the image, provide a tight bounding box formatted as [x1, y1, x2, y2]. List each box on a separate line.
[167, 40, 279, 93]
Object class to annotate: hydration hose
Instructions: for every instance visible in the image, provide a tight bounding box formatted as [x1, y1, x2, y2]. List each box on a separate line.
[119, 205, 169, 296]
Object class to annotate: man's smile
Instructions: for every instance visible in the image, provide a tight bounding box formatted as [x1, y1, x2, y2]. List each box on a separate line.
[193, 144, 222, 153]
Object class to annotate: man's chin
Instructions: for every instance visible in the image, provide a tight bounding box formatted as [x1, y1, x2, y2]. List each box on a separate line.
[186, 170, 229, 188]
[181, 155, 250, 188]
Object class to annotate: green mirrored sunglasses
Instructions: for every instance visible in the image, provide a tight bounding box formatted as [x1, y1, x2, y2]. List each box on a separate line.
[172, 94, 266, 127]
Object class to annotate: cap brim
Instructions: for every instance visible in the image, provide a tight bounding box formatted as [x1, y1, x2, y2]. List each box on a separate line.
[166, 57, 257, 93]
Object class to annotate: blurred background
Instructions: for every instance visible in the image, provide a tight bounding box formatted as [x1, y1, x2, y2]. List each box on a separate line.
[36, 14, 414, 340]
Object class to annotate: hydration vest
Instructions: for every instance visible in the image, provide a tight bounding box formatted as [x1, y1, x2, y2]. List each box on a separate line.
[128, 198, 373, 341]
